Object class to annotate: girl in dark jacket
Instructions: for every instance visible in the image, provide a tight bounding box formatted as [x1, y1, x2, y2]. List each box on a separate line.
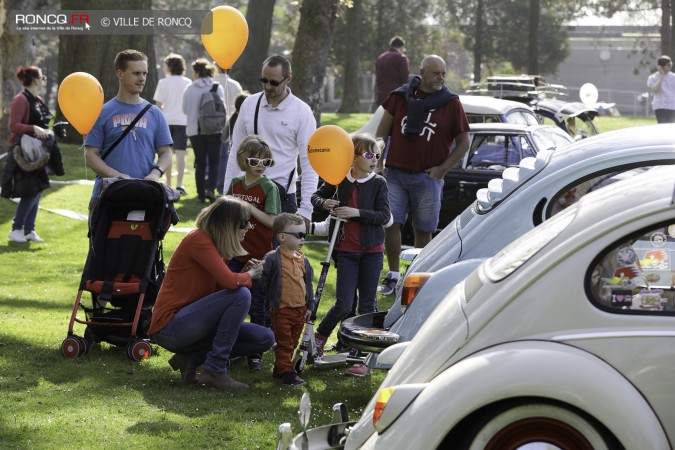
[310, 134, 392, 375]
[2, 65, 64, 243]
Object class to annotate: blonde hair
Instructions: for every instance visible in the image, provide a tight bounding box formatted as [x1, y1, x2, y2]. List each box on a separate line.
[236, 135, 275, 170]
[195, 196, 249, 259]
[352, 134, 384, 157]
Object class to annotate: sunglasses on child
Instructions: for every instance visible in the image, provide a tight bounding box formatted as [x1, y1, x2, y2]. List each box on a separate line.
[239, 218, 251, 229]
[281, 231, 306, 239]
[247, 157, 273, 167]
[258, 76, 287, 87]
[360, 152, 381, 160]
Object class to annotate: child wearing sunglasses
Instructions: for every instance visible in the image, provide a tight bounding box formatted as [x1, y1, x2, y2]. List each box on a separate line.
[310, 134, 392, 377]
[226, 135, 281, 370]
[261, 213, 315, 386]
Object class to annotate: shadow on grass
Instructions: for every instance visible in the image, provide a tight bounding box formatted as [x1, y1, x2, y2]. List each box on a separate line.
[3, 297, 76, 311]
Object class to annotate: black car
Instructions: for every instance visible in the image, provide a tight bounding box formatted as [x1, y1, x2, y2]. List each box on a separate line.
[438, 122, 573, 228]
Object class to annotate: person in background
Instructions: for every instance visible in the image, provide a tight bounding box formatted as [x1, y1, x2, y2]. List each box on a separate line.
[153, 53, 192, 195]
[223, 55, 317, 225]
[311, 134, 392, 377]
[372, 36, 409, 112]
[182, 58, 225, 203]
[213, 65, 243, 195]
[375, 55, 470, 295]
[149, 196, 275, 389]
[647, 55, 675, 123]
[261, 213, 314, 386]
[2, 65, 64, 243]
[226, 135, 281, 370]
[84, 49, 172, 207]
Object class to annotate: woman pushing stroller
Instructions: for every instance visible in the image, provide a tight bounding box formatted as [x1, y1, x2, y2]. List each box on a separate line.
[149, 196, 275, 389]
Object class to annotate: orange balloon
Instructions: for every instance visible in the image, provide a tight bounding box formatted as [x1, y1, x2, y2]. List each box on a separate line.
[201, 6, 248, 70]
[307, 125, 354, 186]
[57, 72, 103, 136]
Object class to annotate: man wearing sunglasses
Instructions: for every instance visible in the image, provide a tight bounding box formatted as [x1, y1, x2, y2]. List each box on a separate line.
[224, 55, 317, 227]
[375, 55, 470, 295]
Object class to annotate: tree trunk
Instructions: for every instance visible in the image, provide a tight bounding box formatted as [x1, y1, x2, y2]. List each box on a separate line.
[291, 0, 340, 125]
[473, 0, 484, 82]
[337, 0, 362, 113]
[58, 0, 155, 142]
[670, 0, 675, 57]
[528, 0, 540, 75]
[1, 0, 40, 149]
[230, 0, 276, 93]
[662, 0, 671, 55]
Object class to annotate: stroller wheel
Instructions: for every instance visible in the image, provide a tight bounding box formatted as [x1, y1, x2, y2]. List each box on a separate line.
[127, 340, 152, 361]
[61, 336, 82, 358]
[75, 336, 89, 356]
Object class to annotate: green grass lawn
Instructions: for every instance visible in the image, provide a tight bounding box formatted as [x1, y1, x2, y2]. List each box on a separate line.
[0, 112, 657, 448]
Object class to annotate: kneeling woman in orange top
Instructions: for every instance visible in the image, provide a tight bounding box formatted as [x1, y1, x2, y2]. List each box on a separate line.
[149, 196, 275, 389]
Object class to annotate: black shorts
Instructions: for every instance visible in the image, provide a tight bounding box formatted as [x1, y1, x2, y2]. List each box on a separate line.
[169, 125, 188, 150]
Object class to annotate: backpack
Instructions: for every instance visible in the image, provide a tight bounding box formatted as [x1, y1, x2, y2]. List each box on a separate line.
[197, 82, 227, 135]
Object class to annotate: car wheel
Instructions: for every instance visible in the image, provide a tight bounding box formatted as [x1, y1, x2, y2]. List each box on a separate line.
[451, 401, 620, 450]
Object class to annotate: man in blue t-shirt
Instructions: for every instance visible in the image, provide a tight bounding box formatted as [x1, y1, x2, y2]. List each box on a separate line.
[85, 49, 173, 200]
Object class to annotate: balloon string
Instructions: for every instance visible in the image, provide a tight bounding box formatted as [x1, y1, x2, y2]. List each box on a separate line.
[79, 138, 91, 181]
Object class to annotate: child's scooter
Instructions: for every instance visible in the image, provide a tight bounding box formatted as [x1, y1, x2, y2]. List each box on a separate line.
[294, 216, 349, 373]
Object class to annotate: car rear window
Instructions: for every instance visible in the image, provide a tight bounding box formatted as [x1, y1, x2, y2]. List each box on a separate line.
[588, 222, 675, 315]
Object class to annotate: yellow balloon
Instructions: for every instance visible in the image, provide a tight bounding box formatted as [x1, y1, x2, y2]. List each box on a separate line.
[57, 72, 103, 136]
[307, 125, 354, 186]
[201, 6, 248, 70]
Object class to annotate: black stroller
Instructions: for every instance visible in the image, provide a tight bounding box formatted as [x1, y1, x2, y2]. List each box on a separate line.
[61, 179, 178, 361]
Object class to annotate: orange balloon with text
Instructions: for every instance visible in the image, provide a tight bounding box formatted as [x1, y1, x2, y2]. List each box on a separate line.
[307, 125, 355, 186]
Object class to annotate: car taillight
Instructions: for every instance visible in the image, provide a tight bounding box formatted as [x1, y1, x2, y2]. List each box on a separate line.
[373, 387, 395, 427]
[401, 273, 432, 310]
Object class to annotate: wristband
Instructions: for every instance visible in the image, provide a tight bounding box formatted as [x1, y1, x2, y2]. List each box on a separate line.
[152, 165, 164, 176]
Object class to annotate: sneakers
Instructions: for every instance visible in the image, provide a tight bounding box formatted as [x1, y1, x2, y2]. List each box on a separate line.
[345, 363, 371, 377]
[314, 332, 328, 357]
[279, 370, 306, 386]
[8, 229, 27, 243]
[176, 186, 188, 196]
[198, 369, 249, 389]
[377, 275, 399, 296]
[24, 231, 44, 242]
[248, 357, 262, 371]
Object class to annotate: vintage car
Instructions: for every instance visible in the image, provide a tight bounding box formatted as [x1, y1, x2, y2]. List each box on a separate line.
[467, 74, 600, 138]
[534, 98, 599, 138]
[439, 122, 572, 227]
[338, 124, 675, 366]
[279, 166, 675, 449]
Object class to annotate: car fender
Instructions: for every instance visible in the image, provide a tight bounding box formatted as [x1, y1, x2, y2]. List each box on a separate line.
[362, 340, 669, 449]
[390, 258, 486, 341]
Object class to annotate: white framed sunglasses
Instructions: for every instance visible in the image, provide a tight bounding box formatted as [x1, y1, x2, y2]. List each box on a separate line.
[247, 157, 273, 167]
[360, 152, 381, 160]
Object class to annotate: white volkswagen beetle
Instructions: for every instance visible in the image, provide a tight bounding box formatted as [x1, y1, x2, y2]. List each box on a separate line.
[279, 166, 675, 449]
[339, 124, 675, 367]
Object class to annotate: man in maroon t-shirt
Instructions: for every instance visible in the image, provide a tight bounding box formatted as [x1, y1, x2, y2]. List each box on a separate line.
[372, 36, 409, 112]
[375, 55, 470, 295]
